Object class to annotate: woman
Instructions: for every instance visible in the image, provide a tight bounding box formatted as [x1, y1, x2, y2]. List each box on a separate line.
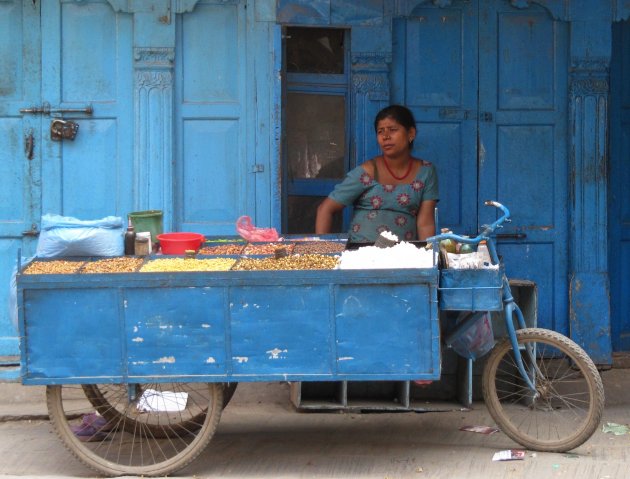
[316, 105, 438, 242]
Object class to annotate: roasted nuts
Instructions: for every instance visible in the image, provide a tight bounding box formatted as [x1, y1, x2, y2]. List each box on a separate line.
[23, 260, 85, 275]
[242, 243, 295, 255]
[198, 244, 244, 255]
[293, 241, 346, 254]
[81, 257, 144, 273]
[233, 254, 338, 271]
[140, 258, 236, 272]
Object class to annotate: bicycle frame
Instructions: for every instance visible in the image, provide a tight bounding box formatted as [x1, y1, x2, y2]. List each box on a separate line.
[428, 201, 538, 393]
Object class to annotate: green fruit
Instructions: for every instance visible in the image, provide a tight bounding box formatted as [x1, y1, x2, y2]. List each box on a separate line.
[459, 243, 475, 254]
[440, 238, 457, 254]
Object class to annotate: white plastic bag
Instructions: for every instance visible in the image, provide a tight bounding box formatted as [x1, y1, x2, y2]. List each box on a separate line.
[36, 214, 124, 257]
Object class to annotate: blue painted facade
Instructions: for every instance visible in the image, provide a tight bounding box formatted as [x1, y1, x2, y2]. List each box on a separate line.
[0, 0, 629, 366]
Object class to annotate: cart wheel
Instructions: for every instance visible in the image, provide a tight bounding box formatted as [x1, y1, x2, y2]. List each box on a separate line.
[82, 382, 237, 438]
[47, 382, 223, 477]
[482, 328, 604, 452]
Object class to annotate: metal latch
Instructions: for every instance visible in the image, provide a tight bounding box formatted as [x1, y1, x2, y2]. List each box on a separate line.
[51, 119, 79, 141]
[20, 102, 93, 116]
[22, 224, 39, 237]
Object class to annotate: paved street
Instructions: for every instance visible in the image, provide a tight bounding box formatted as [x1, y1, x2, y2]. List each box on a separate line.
[1, 368, 629, 479]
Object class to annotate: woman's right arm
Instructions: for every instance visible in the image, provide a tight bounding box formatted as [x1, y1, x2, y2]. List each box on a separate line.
[315, 197, 345, 234]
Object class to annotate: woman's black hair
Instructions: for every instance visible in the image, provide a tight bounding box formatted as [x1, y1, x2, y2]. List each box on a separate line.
[374, 104, 417, 148]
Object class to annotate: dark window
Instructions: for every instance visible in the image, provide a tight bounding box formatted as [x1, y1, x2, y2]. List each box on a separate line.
[286, 27, 345, 74]
[283, 28, 349, 235]
[286, 92, 345, 180]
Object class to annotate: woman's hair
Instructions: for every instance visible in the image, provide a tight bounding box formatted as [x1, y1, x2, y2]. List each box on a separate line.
[374, 104, 417, 148]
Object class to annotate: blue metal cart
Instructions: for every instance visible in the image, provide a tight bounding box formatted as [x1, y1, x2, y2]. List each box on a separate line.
[15, 202, 605, 477]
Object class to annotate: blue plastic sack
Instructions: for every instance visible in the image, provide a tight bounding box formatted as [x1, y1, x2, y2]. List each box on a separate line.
[36, 214, 124, 257]
[450, 312, 495, 360]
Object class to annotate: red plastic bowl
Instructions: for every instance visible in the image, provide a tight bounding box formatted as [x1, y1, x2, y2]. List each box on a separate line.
[157, 233, 205, 255]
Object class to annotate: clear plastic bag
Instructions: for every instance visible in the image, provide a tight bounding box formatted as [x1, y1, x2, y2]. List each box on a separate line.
[450, 312, 495, 360]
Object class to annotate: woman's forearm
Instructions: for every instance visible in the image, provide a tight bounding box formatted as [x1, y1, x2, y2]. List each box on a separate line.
[316, 198, 343, 234]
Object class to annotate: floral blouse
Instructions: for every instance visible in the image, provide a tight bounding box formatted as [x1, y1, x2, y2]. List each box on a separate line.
[329, 159, 439, 243]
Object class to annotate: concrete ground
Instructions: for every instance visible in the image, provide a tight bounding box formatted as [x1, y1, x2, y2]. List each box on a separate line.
[0, 367, 629, 479]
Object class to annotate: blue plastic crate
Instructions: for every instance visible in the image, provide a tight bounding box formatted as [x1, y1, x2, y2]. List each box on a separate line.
[439, 267, 504, 311]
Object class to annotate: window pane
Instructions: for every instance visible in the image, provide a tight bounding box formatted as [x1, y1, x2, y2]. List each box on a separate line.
[288, 196, 342, 234]
[286, 27, 344, 74]
[287, 93, 345, 180]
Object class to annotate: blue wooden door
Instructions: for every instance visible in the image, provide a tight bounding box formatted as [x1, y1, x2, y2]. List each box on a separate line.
[174, 0, 255, 235]
[0, 1, 41, 356]
[391, 1, 479, 236]
[610, 22, 630, 351]
[392, 0, 569, 333]
[478, 2, 569, 333]
[40, 1, 134, 219]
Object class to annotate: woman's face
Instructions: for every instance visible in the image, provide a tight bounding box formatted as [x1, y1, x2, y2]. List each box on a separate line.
[376, 117, 415, 158]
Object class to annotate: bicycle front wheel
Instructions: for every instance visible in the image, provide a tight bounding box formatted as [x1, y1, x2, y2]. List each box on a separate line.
[482, 328, 604, 452]
[47, 382, 223, 477]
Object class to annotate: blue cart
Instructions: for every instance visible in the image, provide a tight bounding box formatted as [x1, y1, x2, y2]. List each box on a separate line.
[16, 202, 605, 477]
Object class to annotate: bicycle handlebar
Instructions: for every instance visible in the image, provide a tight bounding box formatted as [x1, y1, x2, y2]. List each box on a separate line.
[426, 200, 511, 246]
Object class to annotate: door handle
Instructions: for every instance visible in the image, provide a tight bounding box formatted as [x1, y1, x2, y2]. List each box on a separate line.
[24, 130, 34, 160]
[439, 108, 472, 120]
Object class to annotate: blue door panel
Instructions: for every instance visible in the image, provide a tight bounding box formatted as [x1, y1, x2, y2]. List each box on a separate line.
[182, 119, 243, 225]
[495, 12, 557, 111]
[495, 125, 557, 231]
[41, 1, 134, 219]
[58, 2, 119, 103]
[176, 1, 253, 235]
[391, 3, 479, 235]
[60, 120, 121, 218]
[479, 2, 568, 333]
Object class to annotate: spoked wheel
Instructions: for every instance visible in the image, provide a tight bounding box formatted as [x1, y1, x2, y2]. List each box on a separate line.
[47, 382, 223, 477]
[482, 328, 604, 452]
[82, 382, 237, 438]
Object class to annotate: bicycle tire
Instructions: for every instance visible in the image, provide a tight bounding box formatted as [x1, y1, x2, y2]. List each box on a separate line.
[48, 382, 223, 477]
[482, 328, 604, 452]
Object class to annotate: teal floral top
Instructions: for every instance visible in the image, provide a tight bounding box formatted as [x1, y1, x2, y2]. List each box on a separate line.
[329, 159, 439, 243]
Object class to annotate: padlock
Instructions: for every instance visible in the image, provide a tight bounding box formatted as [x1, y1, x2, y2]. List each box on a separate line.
[50, 119, 79, 141]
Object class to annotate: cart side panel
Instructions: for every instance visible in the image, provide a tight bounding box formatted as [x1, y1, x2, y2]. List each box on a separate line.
[229, 285, 333, 375]
[124, 287, 227, 377]
[335, 283, 437, 376]
[23, 288, 124, 381]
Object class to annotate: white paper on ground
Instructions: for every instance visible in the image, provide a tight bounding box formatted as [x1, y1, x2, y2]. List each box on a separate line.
[136, 389, 188, 412]
[492, 449, 525, 461]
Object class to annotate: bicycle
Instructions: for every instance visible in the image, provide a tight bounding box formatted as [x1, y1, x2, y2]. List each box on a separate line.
[427, 200, 605, 452]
